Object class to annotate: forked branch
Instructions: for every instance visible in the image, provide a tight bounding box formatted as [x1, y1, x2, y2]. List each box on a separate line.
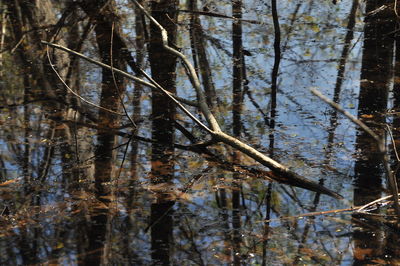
[131, 0, 342, 199]
[41, 8, 343, 199]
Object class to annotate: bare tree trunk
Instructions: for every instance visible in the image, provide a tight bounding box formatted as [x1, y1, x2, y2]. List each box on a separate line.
[148, 0, 178, 264]
[79, 0, 127, 194]
[269, 0, 280, 151]
[149, 0, 177, 178]
[353, 1, 395, 264]
[326, 0, 359, 158]
[130, 0, 145, 180]
[78, 1, 127, 264]
[231, 1, 243, 264]
[393, 3, 400, 159]
[216, 176, 232, 263]
[232, 0, 243, 138]
[189, 0, 217, 109]
[94, 21, 126, 195]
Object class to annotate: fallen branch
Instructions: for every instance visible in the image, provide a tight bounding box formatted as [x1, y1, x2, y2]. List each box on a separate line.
[265, 207, 357, 223]
[41, 18, 342, 199]
[311, 88, 400, 214]
[45, 46, 124, 116]
[132, 0, 341, 199]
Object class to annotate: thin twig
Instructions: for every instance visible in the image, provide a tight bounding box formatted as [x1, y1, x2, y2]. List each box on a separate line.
[265, 207, 358, 223]
[310, 88, 380, 142]
[42, 41, 155, 88]
[386, 124, 400, 162]
[42, 41, 211, 133]
[10, 35, 25, 54]
[311, 88, 400, 216]
[110, 22, 137, 127]
[45, 45, 124, 116]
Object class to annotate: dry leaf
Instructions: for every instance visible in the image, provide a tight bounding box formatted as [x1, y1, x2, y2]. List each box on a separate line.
[353, 247, 373, 260]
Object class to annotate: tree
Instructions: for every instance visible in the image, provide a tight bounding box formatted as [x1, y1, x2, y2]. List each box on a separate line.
[2, 0, 369, 264]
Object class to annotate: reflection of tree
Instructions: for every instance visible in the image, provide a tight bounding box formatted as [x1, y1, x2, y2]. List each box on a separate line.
[388, 1, 400, 263]
[232, 0, 244, 264]
[263, 0, 281, 264]
[130, 0, 145, 181]
[0, 0, 387, 264]
[352, 1, 395, 264]
[327, 0, 359, 154]
[79, 0, 128, 263]
[354, 2, 395, 206]
[189, 0, 217, 109]
[149, 0, 178, 264]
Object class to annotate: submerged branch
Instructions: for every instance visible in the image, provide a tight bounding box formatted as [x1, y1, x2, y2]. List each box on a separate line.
[42, 21, 342, 199]
[132, 0, 342, 198]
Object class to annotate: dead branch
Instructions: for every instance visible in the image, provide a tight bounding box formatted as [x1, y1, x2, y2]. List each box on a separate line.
[311, 88, 400, 215]
[46, 46, 124, 116]
[132, 0, 342, 199]
[265, 207, 357, 223]
[41, 10, 343, 199]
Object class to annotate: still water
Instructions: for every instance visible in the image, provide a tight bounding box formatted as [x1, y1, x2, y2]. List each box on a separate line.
[1, 0, 400, 265]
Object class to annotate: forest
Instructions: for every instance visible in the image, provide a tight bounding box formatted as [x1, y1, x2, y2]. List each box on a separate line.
[1, 0, 400, 265]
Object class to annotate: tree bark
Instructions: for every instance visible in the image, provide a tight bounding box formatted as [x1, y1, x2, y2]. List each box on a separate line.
[148, 0, 178, 264]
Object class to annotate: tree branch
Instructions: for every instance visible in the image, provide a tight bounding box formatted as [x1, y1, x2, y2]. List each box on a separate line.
[41, 32, 342, 199]
[311, 88, 400, 213]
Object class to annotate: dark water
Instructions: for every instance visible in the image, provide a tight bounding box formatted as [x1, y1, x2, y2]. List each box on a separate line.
[1, 0, 400, 265]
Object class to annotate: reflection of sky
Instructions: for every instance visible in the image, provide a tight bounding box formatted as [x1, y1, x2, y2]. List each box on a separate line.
[173, 1, 363, 262]
[0, 0, 382, 264]
[174, 0, 363, 194]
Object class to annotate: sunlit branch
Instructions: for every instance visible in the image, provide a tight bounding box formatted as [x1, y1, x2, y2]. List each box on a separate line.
[42, 40, 155, 88]
[311, 88, 379, 142]
[386, 124, 400, 162]
[131, 0, 221, 132]
[42, 41, 207, 129]
[131, 0, 342, 199]
[311, 88, 400, 215]
[45, 45, 124, 116]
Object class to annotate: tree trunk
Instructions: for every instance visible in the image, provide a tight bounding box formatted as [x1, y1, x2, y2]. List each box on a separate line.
[353, 1, 395, 264]
[148, 0, 178, 264]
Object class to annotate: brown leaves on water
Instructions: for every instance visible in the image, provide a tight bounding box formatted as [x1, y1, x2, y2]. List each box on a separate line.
[145, 182, 194, 202]
[353, 247, 374, 261]
[360, 114, 374, 119]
